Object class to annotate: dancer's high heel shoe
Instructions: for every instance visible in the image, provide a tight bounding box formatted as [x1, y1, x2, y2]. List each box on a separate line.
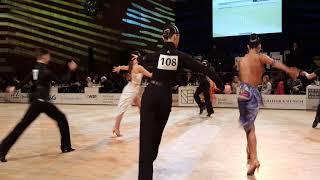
[113, 128, 121, 137]
[247, 160, 260, 176]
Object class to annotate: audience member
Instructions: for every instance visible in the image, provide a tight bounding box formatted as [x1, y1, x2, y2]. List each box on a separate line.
[224, 83, 232, 94]
[231, 75, 240, 94]
[260, 75, 272, 94]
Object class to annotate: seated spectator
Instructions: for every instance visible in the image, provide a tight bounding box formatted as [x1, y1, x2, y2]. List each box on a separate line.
[186, 71, 197, 86]
[99, 75, 115, 93]
[287, 78, 304, 94]
[231, 75, 240, 94]
[269, 77, 276, 94]
[224, 83, 232, 94]
[86, 77, 93, 87]
[275, 81, 285, 95]
[100, 76, 107, 85]
[261, 75, 272, 94]
[92, 74, 99, 85]
[178, 71, 197, 86]
[12, 75, 20, 86]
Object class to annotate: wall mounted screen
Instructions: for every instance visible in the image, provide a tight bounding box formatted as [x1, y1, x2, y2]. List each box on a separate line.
[212, 0, 282, 37]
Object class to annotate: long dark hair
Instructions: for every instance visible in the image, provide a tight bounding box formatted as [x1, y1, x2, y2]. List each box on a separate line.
[128, 51, 140, 74]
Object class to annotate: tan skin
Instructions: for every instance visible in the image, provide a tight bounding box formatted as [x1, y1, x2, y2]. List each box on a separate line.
[239, 45, 298, 87]
[301, 71, 317, 80]
[112, 55, 152, 137]
[239, 44, 299, 175]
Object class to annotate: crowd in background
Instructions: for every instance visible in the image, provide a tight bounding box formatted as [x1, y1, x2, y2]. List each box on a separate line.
[0, 68, 316, 95]
[0, 42, 318, 94]
[175, 70, 311, 95]
[0, 72, 129, 94]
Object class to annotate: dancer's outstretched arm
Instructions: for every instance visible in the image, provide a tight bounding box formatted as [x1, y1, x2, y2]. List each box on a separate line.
[300, 69, 319, 80]
[260, 54, 299, 79]
[137, 65, 152, 78]
[113, 66, 129, 73]
[49, 60, 77, 84]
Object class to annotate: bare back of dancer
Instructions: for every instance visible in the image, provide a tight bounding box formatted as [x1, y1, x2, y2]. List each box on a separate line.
[240, 53, 276, 87]
[240, 51, 298, 87]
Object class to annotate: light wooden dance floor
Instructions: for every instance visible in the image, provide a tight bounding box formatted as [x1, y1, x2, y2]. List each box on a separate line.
[0, 103, 319, 180]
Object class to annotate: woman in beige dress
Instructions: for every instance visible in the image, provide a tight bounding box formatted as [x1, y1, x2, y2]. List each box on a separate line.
[112, 51, 152, 136]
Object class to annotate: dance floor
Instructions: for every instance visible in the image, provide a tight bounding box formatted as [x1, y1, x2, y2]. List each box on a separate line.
[0, 103, 319, 180]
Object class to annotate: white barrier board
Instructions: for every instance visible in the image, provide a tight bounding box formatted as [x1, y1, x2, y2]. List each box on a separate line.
[306, 85, 320, 110]
[0, 86, 312, 110]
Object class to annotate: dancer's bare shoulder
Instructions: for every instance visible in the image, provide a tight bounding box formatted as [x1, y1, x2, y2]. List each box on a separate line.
[136, 65, 152, 78]
[131, 64, 140, 73]
[135, 65, 145, 72]
[258, 53, 274, 65]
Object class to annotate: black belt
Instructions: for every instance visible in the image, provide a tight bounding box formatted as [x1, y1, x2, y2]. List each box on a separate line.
[149, 80, 169, 87]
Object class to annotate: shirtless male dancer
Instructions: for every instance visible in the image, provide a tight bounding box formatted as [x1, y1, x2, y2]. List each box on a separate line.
[238, 34, 299, 175]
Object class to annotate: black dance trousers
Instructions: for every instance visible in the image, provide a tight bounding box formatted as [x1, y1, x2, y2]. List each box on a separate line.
[0, 100, 72, 156]
[315, 104, 320, 121]
[194, 86, 214, 114]
[139, 84, 172, 180]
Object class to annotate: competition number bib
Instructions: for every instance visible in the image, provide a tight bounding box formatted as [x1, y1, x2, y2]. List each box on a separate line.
[157, 54, 178, 71]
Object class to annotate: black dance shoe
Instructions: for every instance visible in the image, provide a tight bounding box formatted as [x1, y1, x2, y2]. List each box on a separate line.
[61, 148, 75, 153]
[199, 106, 205, 114]
[0, 152, 7, 162]
[0, 145, 7, 162]
[207, 111, 214, 117]
[0, 156, 7, 162]
[312, 118, 319, 128]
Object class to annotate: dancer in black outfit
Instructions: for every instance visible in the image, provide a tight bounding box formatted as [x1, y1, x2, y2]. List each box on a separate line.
[194, 60, 214, 117]
[138, 24, 223, 180]
[301, 69, 320, 128]
[0, 48, 77, 162]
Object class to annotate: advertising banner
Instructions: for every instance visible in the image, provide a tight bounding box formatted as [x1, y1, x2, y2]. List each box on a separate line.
[178, 86, 197, 106]
[306, 85, 320, 110]
[261, 95, 306, 109]
[0, 87, 310, 110]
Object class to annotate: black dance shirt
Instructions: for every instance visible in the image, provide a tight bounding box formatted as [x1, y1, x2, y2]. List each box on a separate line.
[314, 68, 320, 77]
[141, 42, 223, 90]
[16, 62, 72, 102]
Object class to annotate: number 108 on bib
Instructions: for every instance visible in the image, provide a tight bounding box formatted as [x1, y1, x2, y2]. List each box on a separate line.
[157, 54, 178, 71]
